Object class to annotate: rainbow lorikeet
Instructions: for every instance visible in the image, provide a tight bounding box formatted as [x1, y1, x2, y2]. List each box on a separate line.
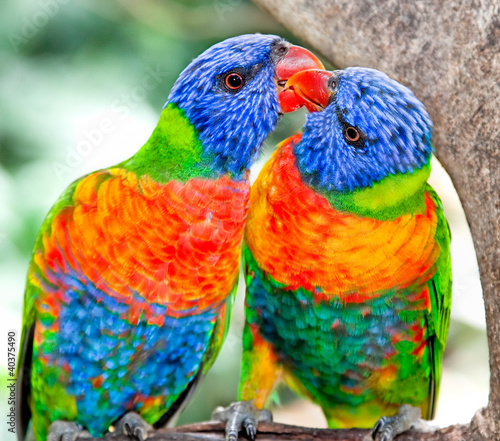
[16, 34, 323, 441]
[215, 68, 451, 441]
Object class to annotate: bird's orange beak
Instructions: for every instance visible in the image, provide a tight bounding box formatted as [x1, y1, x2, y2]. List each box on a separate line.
[279, 69, 334, 113]
[275, 46, 325, 113]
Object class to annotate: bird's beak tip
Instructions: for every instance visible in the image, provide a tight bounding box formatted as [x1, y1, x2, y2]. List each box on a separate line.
[275, 45, 325, 114]
[280, 69, 333, 113]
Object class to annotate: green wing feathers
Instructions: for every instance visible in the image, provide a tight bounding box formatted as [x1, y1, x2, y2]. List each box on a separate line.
[425, 184, 452, 418]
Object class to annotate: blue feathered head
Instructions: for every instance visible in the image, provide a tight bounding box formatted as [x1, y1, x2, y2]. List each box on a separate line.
[287, 67, 433, 192]
[167, 34, 323, 178]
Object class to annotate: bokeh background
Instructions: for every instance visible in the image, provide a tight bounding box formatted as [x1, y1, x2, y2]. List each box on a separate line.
[0, 1, 488, 441]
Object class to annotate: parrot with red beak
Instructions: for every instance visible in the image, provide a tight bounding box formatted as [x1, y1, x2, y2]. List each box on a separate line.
[216, 67, 451, 441]
[16, 34, 324, 441]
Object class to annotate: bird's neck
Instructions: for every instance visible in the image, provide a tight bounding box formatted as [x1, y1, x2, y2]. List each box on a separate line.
[321, 162, 431, 220]
[291, 131, 431, 220]
[121, 103, 221, 184]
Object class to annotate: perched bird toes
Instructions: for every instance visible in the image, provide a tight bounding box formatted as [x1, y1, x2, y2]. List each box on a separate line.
[114, 411, 154, 441]
[212, 400, 272, 441]
[372, 404, 421, 441]
[47, 421, 90, 441]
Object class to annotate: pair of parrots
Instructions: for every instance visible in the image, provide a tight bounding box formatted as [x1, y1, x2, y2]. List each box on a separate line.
[17, 34, 451, 441]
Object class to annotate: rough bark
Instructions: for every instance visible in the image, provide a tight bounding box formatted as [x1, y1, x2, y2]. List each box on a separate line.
[81, 421, 471, 441]
[251, 0, 500, 439]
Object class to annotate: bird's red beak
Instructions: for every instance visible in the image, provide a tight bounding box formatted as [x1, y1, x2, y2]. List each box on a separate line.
[279, 69, 334, 113]
[275, 46, 325, 113]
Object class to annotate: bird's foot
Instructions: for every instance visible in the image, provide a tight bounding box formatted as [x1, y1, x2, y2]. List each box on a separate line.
[372, 404, 421, 441]
[47, 421, 90, 441]
[114, 412, 154, 441]
[212, 400, 272, 441]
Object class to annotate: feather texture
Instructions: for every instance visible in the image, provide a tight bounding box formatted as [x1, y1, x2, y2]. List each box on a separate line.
[17, 33, 322, 440]
[239, 68, 451, 429]
[26, 164, 248, 439]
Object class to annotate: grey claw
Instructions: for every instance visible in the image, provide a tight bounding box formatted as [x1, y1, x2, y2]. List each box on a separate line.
[244, 419, 256, 440]
[211, 401, 272, 441]
[47, 421, 90, 441]
[115, 411, 153, 441]
[372, 417, 386, 439]
[371, 405, 421, 441]
[134, 426, 146, 441]
[379, 427, 394, 441]
[372, 417, 396, 441]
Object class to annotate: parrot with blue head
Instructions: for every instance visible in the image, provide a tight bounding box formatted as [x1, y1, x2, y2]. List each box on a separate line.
[16, 34, 323, 441]
[216, 67, 451, 441]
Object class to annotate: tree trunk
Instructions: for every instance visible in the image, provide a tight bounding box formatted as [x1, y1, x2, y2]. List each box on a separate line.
[251, 0, 500, 439]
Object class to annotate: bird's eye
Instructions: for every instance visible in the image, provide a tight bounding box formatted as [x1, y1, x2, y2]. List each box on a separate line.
[217, 67, 251, 93]
[344, 126, 361, 143]
[225, 73, 244, 90]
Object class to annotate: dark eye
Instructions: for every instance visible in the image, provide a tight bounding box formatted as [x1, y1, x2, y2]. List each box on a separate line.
[225, 73, 244, 90]
[276, 45, 287, 54]
[217, 67, 253, 93]
[344, 126, 360, 142]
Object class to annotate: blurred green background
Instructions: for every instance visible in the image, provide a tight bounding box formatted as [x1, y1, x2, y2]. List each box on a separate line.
[0, 1, 489, 441]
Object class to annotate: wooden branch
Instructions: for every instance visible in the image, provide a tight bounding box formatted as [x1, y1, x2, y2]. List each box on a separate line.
[252, 0, 500, 439]
[81, 421, 471, 441]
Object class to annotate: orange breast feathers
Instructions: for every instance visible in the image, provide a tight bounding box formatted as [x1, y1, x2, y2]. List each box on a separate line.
[34, 168, 250, 315]
[245, 137, 440, 302]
